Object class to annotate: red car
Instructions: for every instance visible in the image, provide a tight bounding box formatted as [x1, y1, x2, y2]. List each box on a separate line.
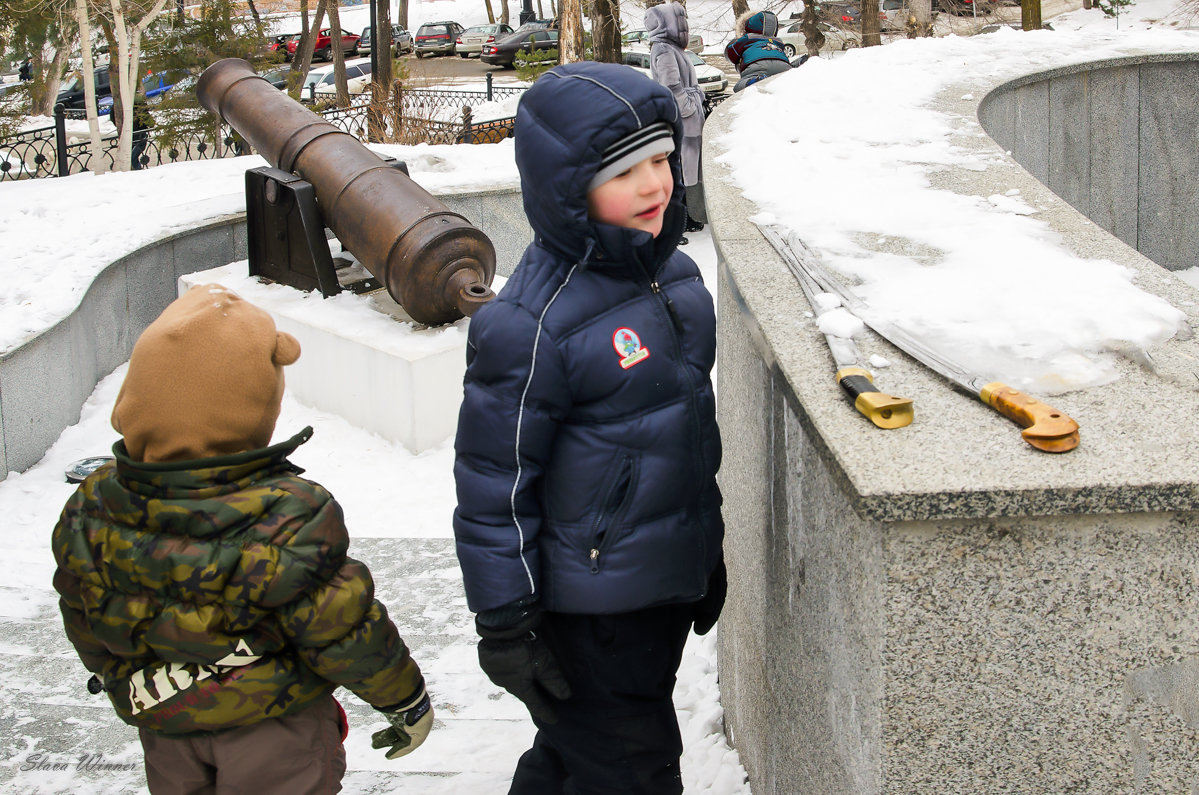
[286, 29, 361, 62]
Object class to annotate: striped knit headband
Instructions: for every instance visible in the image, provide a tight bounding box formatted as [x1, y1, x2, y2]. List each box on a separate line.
[588, 121, 675, 190]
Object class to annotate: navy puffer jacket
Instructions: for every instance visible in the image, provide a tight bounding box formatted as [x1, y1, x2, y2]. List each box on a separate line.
[452, 62, 723, 615]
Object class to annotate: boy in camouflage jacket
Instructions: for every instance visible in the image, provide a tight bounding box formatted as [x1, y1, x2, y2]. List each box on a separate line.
[52, 284, 432, 793]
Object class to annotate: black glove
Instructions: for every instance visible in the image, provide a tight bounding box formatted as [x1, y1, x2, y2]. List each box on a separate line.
[476, 601, 572, 724]
[693, 559, 727, 636]
[371, 682, 434, 760]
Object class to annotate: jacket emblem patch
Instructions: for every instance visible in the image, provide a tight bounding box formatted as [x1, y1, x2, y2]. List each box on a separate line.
[613, 327, 650, 369]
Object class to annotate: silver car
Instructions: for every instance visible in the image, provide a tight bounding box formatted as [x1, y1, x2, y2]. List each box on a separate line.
[357, 24, 414, 56]
[455, 23, 514, 57]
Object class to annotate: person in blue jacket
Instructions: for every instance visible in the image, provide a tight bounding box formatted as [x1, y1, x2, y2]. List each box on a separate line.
[452, 61, 726, 794]
[725, 9, 794, 91]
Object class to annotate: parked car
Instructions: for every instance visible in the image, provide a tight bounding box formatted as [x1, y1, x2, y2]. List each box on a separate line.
[141, 70, 182, 100]
[56, 65, 111, 112]
[622, 28, 703, 54]
[287, 28, 360, 62]
[456, 23, 514, 57]
[268, 32, 299, 60]
[306, 58, 374, 97]
[480, 28, 558, 68]
[414, 21, 465, 57]
[621, 47, 727, 96]
[776, 20, 861, 56]
[358, 24, 414, 56]
[259, 66, 291, 90]
[937, 0, 991, 14]
[881, 0, 906, 30]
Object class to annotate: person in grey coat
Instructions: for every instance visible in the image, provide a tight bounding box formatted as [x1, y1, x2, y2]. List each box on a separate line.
[645, 1, 707, 234]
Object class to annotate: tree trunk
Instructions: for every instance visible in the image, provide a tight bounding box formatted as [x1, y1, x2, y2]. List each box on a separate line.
[559, 0, 584, 62]
[731, 0, 749, 20]
[246, 0, 263, 34]
[1021, 0, 1042, 29]
[291, 0, 327, 100]
[801, 0, 825, 56]
[73, 0, 104, 166]
[536, 0, 544, 18]
[326, 1, 350, 107]
[31, 44, 71, 118]
[397, 0, 409, 30]
[499, 0, 510, 26]
[105, 0, 169, 172]
[589, 0, 620, 62]
[908, 0, 934, 37]
[369, 0, 393, 141]
[484, 0, 496, 24]
[860, 0, 882, 45]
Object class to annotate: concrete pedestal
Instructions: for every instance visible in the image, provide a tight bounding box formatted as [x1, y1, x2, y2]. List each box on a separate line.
[181, 264, 471, 453]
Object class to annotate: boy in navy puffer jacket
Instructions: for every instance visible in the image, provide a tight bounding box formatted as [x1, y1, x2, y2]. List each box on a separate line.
[452, 61, 726, 794]
[725, 9, 794, 91]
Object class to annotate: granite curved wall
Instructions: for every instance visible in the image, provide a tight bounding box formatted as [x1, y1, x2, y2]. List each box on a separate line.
[0, 187, 529, 477]
[708, 51, 1199, 794]
[978, 54, 1199, 273]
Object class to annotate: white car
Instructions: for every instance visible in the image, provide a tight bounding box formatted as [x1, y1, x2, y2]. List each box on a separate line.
[775, 20, 861, 57]
[622, 47, 728, 96]
[456, 23, 514, 57]
[307, 58, 373, 97]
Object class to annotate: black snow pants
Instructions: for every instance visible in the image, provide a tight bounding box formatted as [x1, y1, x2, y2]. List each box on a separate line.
[508, 602, 695, 795]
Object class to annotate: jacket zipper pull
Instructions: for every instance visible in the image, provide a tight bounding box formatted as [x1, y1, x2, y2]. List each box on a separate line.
[589, 548, 600, 573]
[651, 279, 684, 332]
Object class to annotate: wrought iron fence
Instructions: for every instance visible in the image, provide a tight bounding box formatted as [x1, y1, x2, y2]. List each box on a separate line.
[1, 77, 525, 183]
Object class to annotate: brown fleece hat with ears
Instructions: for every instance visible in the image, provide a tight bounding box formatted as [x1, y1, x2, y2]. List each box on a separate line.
[112, 284, 301, 463]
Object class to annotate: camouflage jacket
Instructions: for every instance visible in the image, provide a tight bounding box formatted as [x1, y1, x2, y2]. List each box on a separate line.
[51, 427, 423, 736]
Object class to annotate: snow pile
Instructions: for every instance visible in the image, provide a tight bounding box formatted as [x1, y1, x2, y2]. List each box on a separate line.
[719, 22, 1199, 391]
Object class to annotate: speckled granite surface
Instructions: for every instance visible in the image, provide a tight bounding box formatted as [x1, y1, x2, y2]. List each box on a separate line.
[709, 46, 1199, 795]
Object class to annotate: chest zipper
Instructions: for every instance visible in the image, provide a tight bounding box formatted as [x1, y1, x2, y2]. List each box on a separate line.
[650, 279, 684, 333]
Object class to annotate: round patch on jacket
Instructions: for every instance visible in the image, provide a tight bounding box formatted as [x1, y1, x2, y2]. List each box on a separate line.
[613, 327, 650, 369]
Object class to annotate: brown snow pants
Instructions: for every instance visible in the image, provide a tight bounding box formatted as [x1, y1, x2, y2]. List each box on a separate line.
[138, 694, 347, 795]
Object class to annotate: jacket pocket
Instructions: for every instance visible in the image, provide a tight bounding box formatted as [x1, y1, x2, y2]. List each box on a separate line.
[588, 454, 637, 574]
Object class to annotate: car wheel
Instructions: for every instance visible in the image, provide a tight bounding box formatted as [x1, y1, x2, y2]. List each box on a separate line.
[783, 43, 796, 57]
[415, 51, 424, 58]
[316, 47, 329, 61]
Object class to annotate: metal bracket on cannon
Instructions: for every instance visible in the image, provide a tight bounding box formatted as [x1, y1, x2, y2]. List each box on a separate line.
[245, 159, 410, 298]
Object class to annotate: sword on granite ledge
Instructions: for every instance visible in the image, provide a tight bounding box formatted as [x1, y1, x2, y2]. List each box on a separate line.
[757, 224, 1080, 453]
[757, 225, 913, 430]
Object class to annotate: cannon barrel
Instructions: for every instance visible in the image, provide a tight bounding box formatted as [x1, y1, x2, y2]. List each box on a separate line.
[196, 58, 495, 325]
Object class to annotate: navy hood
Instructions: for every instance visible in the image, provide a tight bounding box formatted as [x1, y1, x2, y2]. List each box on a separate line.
[514, 62, 687, 265]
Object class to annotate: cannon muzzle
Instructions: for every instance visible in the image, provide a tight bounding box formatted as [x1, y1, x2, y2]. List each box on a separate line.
[197, 58, 496, 325]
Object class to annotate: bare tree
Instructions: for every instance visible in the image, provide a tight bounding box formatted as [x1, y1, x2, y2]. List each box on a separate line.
[732, 0, 749, 20]
[289, 0, 326, 99]
[397, 0, 408, 29]
[106, 0, 171, 171]
[907, 0, 934, 37]
[589, 0, 620, 62]
[483, 0, 495, 24]
[800, 0, 824, 55]
[499, 0, 509, 26]
[558, 0, 584, 62]
[72, 0, 104, 165]
[860, 0, 881, 45]
[325, 0, 350, 106]
[1021, 0, 1042, 29]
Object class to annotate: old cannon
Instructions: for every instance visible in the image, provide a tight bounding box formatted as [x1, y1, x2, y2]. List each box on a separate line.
[196, 57, 495, 325]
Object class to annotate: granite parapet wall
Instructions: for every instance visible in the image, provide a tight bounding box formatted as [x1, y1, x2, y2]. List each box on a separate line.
[708, 51, 1199, 793]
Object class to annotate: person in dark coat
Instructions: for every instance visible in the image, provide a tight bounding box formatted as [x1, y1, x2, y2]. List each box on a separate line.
[725, 9, 793, 91]
[18, 58, 32, 81]
[452, 61, 726, 794]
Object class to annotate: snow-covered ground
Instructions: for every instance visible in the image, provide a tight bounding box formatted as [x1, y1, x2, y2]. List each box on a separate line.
[2, 0, 1199, 790]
